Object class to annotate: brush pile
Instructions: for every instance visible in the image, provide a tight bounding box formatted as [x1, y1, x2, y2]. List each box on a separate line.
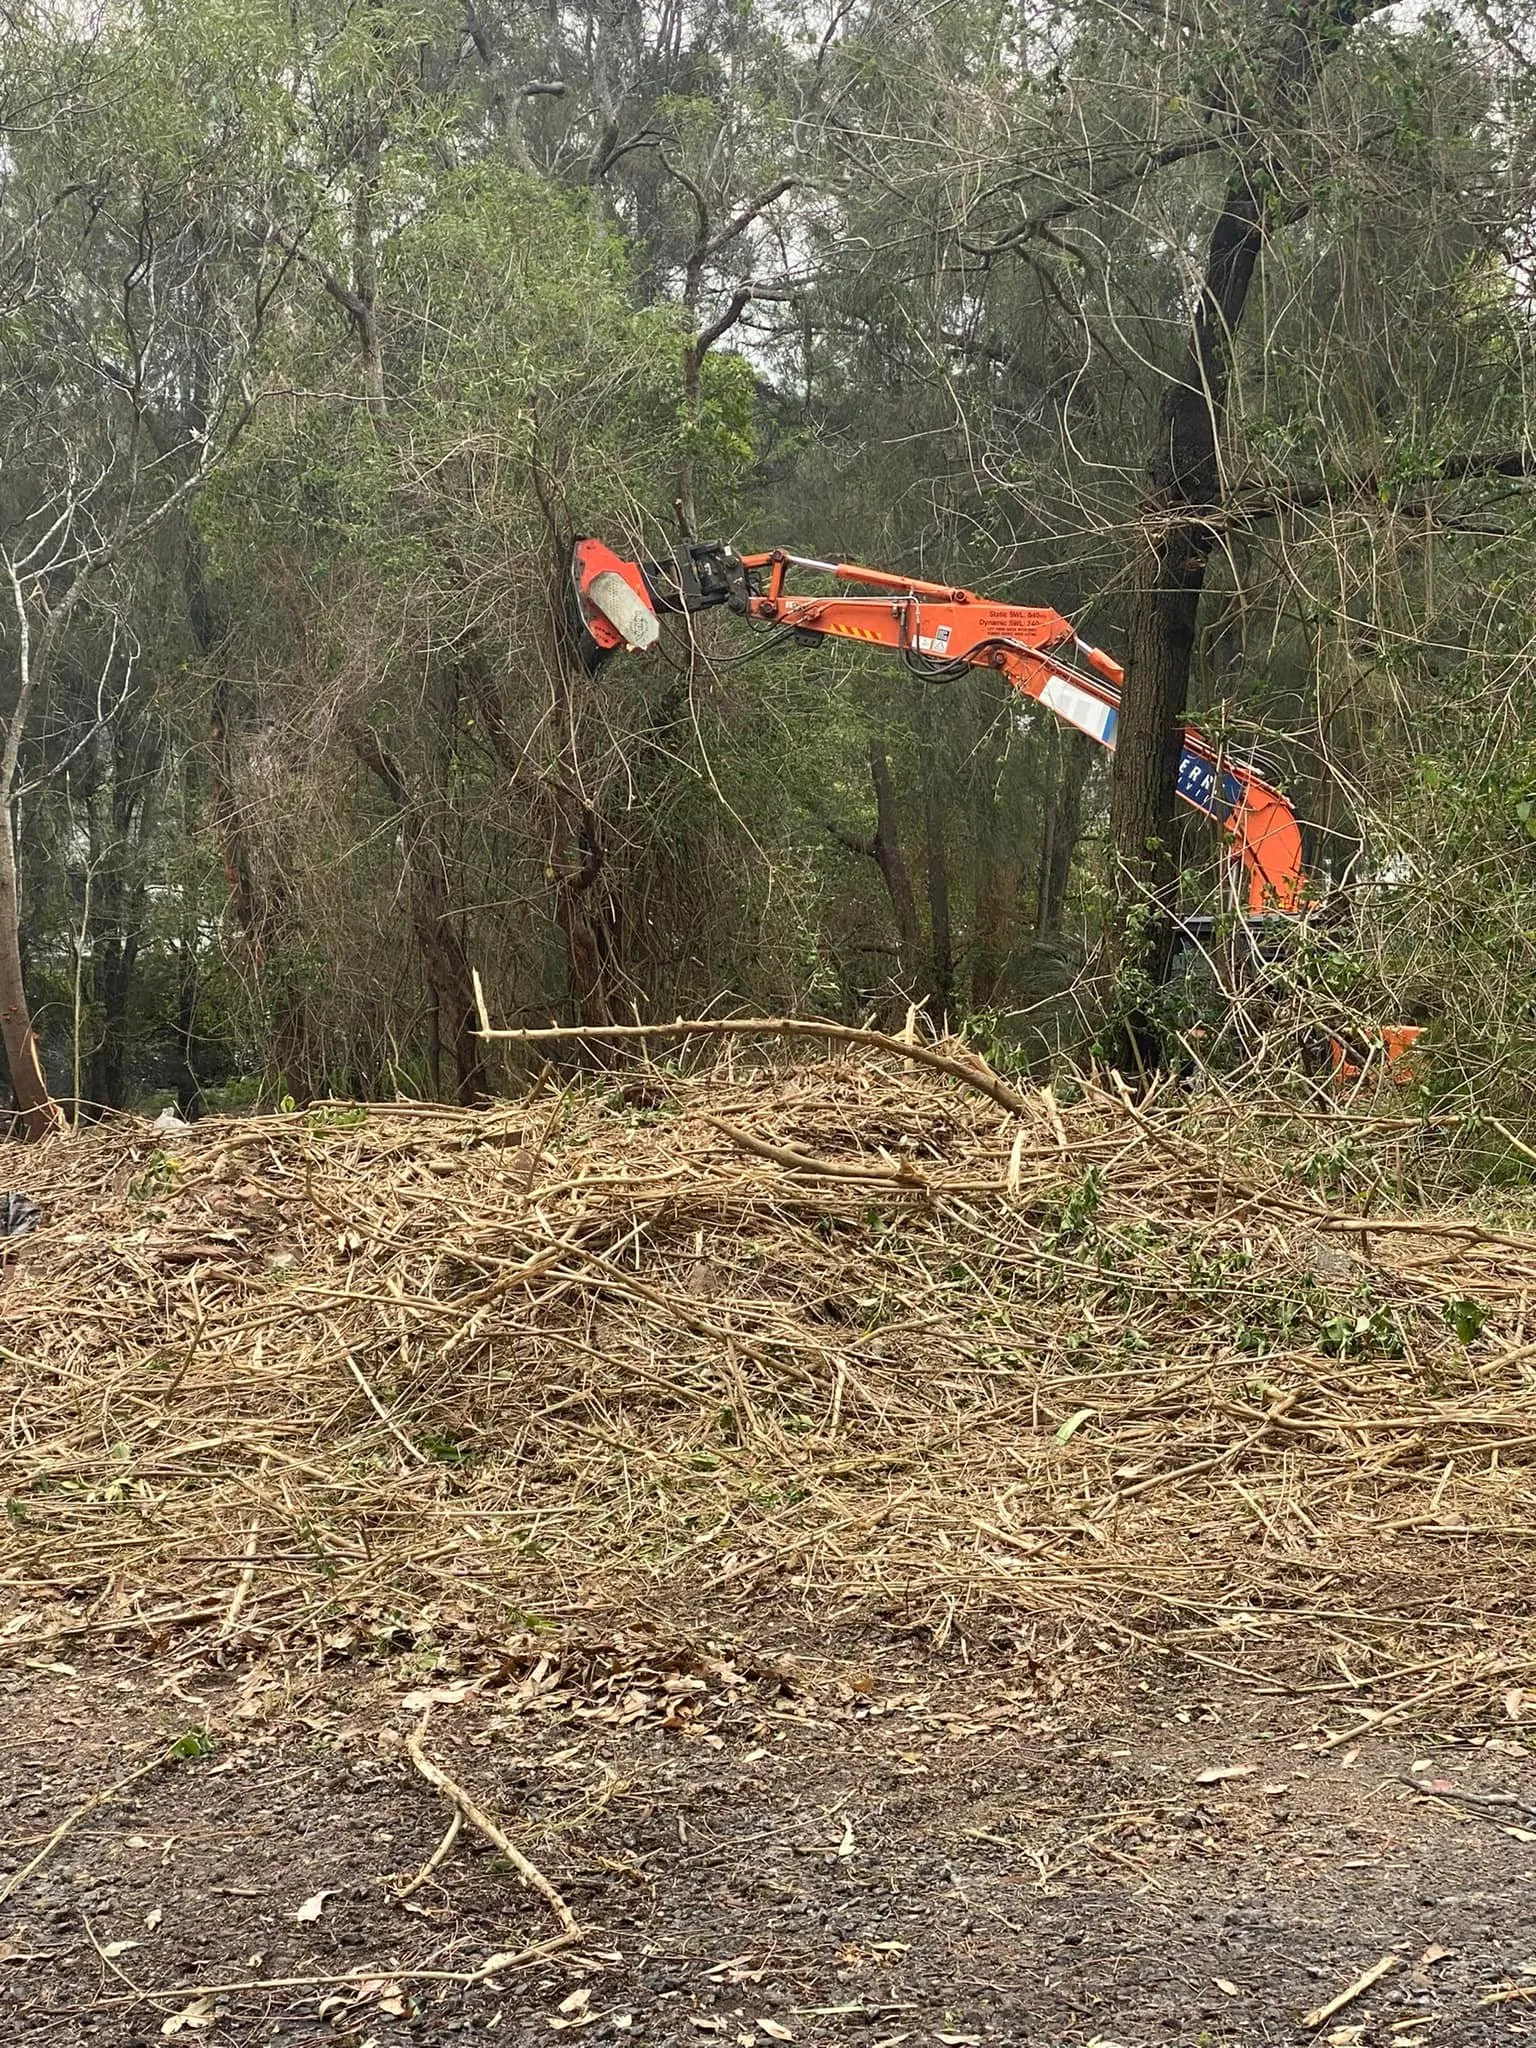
[2, 1044, 1535, 1719]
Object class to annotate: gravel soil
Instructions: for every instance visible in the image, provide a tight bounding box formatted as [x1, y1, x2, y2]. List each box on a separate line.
[2, 1625, 1533, 2048]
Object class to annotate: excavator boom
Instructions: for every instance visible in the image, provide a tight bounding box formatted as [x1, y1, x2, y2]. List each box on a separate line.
[574, 537, 1305, 914]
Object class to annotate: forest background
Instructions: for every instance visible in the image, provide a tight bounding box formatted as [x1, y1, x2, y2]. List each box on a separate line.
[4, 0, 1536, 1135]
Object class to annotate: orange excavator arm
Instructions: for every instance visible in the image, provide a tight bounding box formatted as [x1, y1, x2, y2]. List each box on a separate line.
[573, 538, 1305, 915]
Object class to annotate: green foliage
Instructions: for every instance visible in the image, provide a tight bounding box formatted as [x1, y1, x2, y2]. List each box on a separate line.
[167, 1726, 217, 1762]
[127, 1152, 180, 1203]
[1042, 1168, 1104, 1249]
[1444, 1296, 1487, 1345]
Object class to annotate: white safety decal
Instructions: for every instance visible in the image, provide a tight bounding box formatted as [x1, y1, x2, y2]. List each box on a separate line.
[1041, 673, 1116, 746]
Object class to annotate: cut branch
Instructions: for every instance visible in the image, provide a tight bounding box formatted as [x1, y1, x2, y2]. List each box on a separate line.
[469, 982, 1034, 1120]
[405, 1714, 579, 1937]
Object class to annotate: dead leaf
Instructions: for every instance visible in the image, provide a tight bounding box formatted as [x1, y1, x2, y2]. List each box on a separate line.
[294, 1889, 333, 1923]
[1506, 1688, 1527, 1722]
[161, 1997, 216, 2036]
[100, 1939, 139, 1959]
[707, 1957, 768, 1986]
[691, 2020, 725, 2035]
[559, 1988, 593, 2016]
[1214, 1978, 1240, 1996]
[758, 2023, 794, 2042]
[933, 2035, 982, 2047]
[401, 1679, 478, 1713]
[836, 1816, 857, 1857]
[1195, 1764, 1256, 1785]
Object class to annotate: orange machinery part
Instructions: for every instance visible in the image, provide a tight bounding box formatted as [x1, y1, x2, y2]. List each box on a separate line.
[735, 550, 1304, 915]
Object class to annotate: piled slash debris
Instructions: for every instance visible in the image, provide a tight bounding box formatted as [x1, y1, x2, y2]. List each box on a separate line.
[2, 1046, 1534, 1720]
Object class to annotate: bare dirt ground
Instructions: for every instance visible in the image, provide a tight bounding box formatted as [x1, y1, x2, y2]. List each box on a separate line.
[2, 1622, 1534, 2047]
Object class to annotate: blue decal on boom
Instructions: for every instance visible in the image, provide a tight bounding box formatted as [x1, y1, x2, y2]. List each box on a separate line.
[1176, 749, 1244, 819]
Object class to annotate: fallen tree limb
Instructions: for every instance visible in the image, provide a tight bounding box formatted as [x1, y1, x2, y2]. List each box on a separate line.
[405, 1711, 580, 1937]
[470, 975, 1034, 1119]
[0, 1743, 172, 1905]
[396, 1806, 461, 1899]
[80, 1938, 587, 2016]
[1301, 1951, 1399, 2030]
[706, 1115, 932, 1184]
[706, 1112, 1056, 1191]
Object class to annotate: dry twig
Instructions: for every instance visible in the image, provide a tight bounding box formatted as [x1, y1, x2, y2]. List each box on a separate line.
[404, 1712, 579, 1936]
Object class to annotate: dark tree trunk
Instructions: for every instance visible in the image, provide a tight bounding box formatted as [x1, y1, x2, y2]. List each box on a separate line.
[0, 815, 58, 1138]
[923, 767, 954, 1017]
[867, 741, 922, 983]
[459, 615, 627, 1031]
[174, 939, 200, 1119]
[971, 802, 1017, 1007]
[89, 920, 139, 1112]
[550, 644, 624, 1024]
[970, 697, 1020, 1008]
[1109, 0, 1392, 1064]
[1037, 730, 1094, 942]
[553, 806, 619, 1025]
[209, 672, 268, 960]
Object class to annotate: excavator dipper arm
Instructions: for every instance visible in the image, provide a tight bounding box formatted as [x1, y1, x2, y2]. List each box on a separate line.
[572, 539, 1305, 914]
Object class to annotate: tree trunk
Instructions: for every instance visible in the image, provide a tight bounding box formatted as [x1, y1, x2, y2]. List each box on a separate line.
[209, 655, 310, 1090]
[1109, 0, 1391, 1061]
[174, 937, 201, 1119]
[971, 800, 1017, 1007]
[209, 673, 268, 960]
[970, 700, 1019, 1007]
[923, 766, 954, 1017]
[412, 845, 486, 1102]
[867, 741, 922, 984]
[0, 815, 59, 1139]
[1037, 730, 1093, 942]
[554, 801, 622, 1025]
[89, 921, 138, 1112]
[678, 335, 702, 539]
